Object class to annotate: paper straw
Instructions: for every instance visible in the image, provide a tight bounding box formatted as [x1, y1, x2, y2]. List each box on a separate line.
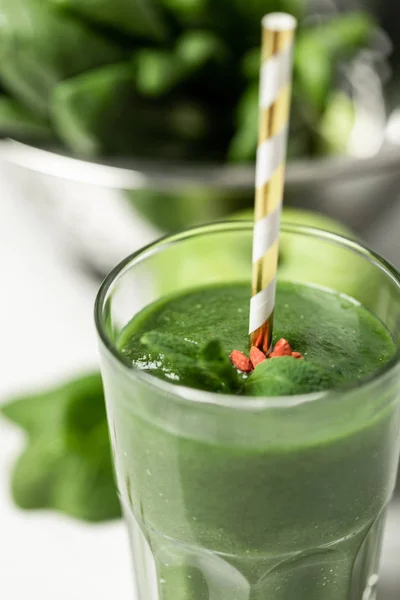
[249, 12, 297, 352]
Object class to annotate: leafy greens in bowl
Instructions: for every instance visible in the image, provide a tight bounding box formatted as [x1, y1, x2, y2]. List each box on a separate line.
[0, 0, 379, 162]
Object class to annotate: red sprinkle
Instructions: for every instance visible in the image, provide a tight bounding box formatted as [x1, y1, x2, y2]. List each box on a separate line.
[231, 339, 302, 369]
[230, 350, 253, 373]
[250, 346, 266, 368]
[271, 338, 292, 357]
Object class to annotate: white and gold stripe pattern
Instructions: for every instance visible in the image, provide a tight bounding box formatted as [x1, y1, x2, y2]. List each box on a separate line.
[250, 13, 297, 351]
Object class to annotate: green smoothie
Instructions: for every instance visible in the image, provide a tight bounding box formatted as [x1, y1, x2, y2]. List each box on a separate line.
[104, 281, 399, 600]
[118, 281, 395, 395]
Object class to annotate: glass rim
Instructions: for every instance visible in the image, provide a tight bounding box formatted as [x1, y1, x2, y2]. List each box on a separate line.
[95, 221, 400, 410]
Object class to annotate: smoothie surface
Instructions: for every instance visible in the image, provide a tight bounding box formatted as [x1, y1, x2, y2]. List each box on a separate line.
[118, 282, 395, 395]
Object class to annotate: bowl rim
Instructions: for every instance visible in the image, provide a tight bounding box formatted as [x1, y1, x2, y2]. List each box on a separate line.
[1, 138, 400, 191]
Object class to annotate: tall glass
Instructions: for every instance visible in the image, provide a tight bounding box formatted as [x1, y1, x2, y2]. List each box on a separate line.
[95, 223, 400, 600]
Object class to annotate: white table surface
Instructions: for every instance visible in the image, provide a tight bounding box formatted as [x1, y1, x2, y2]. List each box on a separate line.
[0, 165, 399, 599]
[0, 167, 133, 599]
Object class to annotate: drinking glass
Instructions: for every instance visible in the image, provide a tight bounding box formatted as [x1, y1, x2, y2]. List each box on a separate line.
[95, 222, 400, 600]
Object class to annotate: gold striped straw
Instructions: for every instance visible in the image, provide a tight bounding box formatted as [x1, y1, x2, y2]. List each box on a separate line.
[249, 12, 297, 352]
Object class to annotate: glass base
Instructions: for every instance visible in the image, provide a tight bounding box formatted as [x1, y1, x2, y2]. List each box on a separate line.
[124, 503, 387, 600]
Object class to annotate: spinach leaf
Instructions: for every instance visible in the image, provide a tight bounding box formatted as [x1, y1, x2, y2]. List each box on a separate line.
[0, 96, 52, 140]
[295, 12, 374, 113]
[317, 91, 355, 155]
[161, 0, 207, 25]
[244, 357, 333, 397]
[0, 0, 376, 166]
[48, 0, 168, 41]
[140, 333, 242, 393]
[176, 30, 228, 69]
[51, 62, 137, 156]
[0, 0, 125, 116]
[134, 49, 186, 97]
[2, 373, 121, 522]
[228, 81, 258, 162]
[198, 340, 243, 393]
[51, 61, 211, 157]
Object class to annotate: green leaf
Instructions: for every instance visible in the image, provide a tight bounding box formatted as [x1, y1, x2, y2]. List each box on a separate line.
[52, 61, 211, 157]
[134, 50, 184, 97]
[134, 32, 228, 97]
[294, 12, 375, 115]
[294, 37, 332, 114]
[311, 12, 374, 57]
[162, 0, 207, 24]
[2, 374, 103, 436]
[11, 436, 120, 522]
[198, 339, 226, 363]
[11, 437, 66, 510]
[0, 0, 376, 164]
[0, 96, 52, 140]
[49, 0, 168, 41]
[231, 0, 304, 22]
[228, 81, 258, 162]
[241, 47, 260, 80]
[51, 63, 137, 156]
[244, 357, 333, 397]
[208, 0, 304, 40]
[0, 0, 125, 116]
[198, 340, 242, 393]
[176, 30, 228, 69]
[51, 452, 121, 522]
[318, 91, 355, 155]
[1, 373, 121, 522]
[140, 334, 241, 393]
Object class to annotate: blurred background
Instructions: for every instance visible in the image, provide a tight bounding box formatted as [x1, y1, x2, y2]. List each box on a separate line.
[0, 0, 400, 598]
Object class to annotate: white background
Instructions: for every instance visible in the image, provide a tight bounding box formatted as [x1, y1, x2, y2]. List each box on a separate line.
[0, 165, 399, 599]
